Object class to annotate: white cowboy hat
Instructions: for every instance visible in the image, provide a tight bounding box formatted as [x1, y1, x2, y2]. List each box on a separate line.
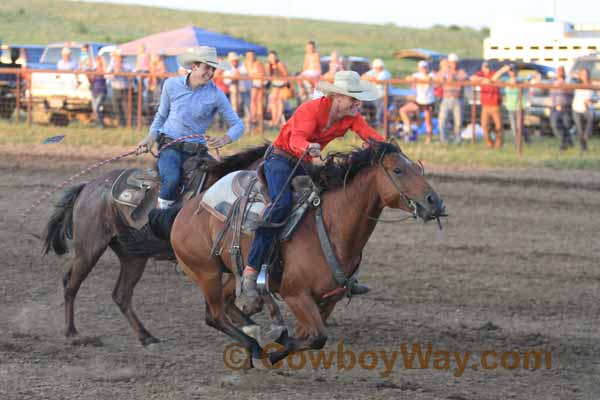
[177, 46, 229, 70]
[316, 70, 381, 102]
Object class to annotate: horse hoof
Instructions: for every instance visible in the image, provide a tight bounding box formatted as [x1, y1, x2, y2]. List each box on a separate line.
[270, 326, 288, 344]
[65, 328, 78, 338]
[268, 351, 287, 365]
[141, 336, 161, 346]
[242, 325, 262, 343]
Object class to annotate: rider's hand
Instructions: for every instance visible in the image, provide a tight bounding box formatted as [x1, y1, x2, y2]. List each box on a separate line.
[307, 143, 321, 158]
[136, 134, 155, 155]
[207, 135, 232, 149]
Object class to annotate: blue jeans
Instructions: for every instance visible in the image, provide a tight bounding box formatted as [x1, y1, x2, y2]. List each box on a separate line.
[91, 92, 106, 128]
[157, 147, 193, 201]
[550, 108, 572, 145]
[438, 97, 462, 143]
[507, 110, 529, 146]
[247, 154, 305, 269]
[572, 109, 594, 140]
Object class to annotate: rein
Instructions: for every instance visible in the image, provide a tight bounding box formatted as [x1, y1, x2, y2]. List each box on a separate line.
[341, 149, 419, 224]
[23, 134, 209, 218]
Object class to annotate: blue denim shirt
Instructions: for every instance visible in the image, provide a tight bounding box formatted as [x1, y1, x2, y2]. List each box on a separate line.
[149, 74, 244, 144]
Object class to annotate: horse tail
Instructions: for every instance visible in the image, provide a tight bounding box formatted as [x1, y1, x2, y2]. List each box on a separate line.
[43, 183, 86, 255]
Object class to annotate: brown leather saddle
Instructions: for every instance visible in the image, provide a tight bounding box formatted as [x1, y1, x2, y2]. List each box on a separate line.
[111, 155, 211, 229]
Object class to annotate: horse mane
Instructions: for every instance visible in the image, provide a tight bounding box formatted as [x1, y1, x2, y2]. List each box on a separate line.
[205, 143, 270, 176]
[309, 141, 400, 190]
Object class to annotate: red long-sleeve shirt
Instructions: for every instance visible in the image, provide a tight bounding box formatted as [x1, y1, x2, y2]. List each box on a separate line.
[273, 96, 385, 161]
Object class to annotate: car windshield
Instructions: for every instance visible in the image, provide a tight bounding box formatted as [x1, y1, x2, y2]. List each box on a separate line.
[41, 46, 82, 64]
[570, 60, 600, 81]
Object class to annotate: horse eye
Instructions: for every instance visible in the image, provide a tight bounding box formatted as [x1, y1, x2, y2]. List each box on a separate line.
[393, 167, 403, 175]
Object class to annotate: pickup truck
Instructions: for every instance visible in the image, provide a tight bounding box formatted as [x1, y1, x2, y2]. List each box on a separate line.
[0, 43, 45, 119]
[24, 42, 112, 125]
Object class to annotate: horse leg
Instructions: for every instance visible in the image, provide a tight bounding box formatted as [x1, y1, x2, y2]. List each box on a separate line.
[319, 301, 337, 325]
[222, 274, 262, 341]
[263, 294, 287, 340]
[178, 259, 264, 361]
[267, 291, 328, 365]
[63, 240, 108, 337]
[222, 274, 287, 342]
[109, 245, 158, 346]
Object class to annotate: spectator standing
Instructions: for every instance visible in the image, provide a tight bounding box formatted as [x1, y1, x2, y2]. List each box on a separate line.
[362, 58, 391, 127]
[265, 50, 289, 128]
[148, 52, 167, 108]
[497, 64, 530, 147]
[322, 51, 344, 81]
[244, 50, 265, 132]
[549, 66, 573, 150]
[471, 61, 504, 148]
[299, 40, 321, 99]
[224, 52, 252, 130]
[57, 47, 78, 70]
[400, 60, 435, 143]
[135, 44, 150, 72]
[107, 49, 132, 127]
[88, 55, 107, 128]
[438, 53, 466, 144]
[572, 68, 596, 151]
[79, 44, 91, 70]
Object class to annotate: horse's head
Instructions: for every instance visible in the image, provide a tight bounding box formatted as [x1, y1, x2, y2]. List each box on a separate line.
[372, 141, 446, 221]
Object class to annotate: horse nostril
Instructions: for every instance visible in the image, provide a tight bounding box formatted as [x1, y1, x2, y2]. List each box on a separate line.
[426, 193, 436, 205]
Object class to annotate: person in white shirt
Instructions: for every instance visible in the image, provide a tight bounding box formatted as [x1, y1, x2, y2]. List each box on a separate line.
[56, 47, 78, 71]
[362, 58, 391, 127]
[571, 68, 596, 151]
[399, 60, 435, 143]
[223, 52, 252, 130]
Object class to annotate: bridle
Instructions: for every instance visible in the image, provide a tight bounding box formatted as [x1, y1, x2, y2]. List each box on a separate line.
[342, 147, 424, 223]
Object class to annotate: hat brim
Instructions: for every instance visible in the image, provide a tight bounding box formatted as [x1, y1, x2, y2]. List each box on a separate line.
[177, 53, 229, 70]
[316, 79, 381, 102]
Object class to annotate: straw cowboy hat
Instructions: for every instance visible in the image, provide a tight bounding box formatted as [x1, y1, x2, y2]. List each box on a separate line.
[316, 70, 381, 102]
[177, 46, 229, 70]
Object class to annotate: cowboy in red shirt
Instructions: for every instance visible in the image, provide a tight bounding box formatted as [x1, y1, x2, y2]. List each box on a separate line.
[238, 70, 385, 311]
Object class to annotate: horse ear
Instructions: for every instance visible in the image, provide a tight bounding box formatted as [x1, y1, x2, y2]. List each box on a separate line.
[386, 137, 402, 152]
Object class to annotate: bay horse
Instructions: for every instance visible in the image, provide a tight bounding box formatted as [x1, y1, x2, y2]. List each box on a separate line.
[170, 141, 446, 364]
[43, 145, 269, 345]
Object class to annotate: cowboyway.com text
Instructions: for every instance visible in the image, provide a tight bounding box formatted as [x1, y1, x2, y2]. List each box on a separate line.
[222, 341, 552, 377]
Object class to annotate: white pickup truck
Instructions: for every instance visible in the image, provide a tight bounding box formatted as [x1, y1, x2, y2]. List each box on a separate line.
[26, 42, 112, 125]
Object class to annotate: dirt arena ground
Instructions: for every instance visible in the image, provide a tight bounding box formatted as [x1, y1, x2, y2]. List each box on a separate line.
[1, 149, 599, 399]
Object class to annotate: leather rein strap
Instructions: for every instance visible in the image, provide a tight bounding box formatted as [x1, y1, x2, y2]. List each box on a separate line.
[315, 206, 358, 296]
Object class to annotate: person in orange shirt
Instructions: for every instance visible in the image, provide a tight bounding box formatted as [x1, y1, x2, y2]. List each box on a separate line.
[237, 70, 385, 311]
[244, 50, 265, 131]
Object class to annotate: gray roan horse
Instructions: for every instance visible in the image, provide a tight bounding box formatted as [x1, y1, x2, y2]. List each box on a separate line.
[43, 145, 268, 345]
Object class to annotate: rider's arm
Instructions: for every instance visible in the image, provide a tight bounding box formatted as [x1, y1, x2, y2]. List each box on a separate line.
[216, 89, 244, 142]
[351, 113, 386, 143]
[288, 105, 318, 155]
[148, 78, 172, 142]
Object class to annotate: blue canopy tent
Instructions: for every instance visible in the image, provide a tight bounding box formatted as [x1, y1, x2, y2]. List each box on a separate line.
[118, 25, 268, 57]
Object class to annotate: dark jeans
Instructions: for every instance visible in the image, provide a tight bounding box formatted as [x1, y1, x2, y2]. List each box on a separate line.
[111, 88, 128, 127]
[157, 147, 193, 201]
[572, 109, 594, 140]
[247, 154, 305, 269]
[550, 108, 572, 145]
[91, 92, 106, 128]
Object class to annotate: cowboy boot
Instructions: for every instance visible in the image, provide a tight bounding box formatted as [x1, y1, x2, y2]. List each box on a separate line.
[236, 268, 262, 314]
